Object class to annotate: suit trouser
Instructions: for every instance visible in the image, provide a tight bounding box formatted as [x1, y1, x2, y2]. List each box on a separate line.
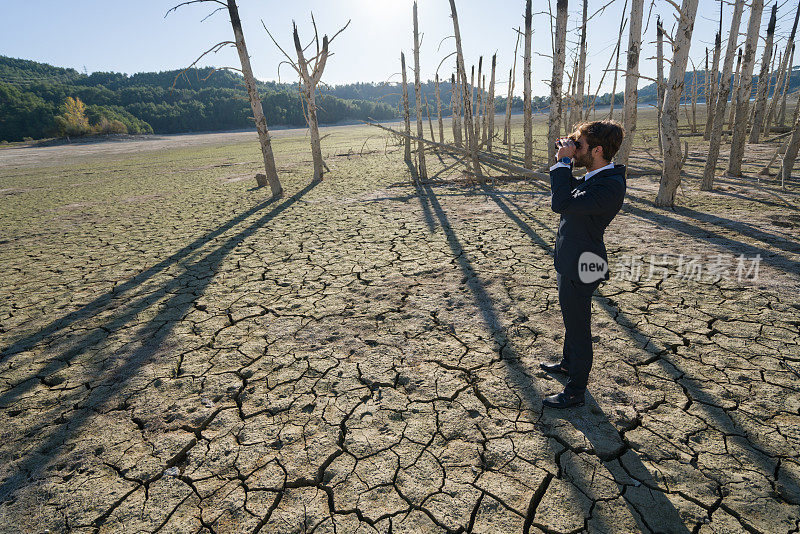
[557, 273, 601, 395]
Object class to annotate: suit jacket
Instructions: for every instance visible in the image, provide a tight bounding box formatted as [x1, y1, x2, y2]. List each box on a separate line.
[550, 164, 626, 282]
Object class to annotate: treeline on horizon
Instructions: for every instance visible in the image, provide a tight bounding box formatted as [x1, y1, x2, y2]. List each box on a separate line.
[2, 55, 798, 142]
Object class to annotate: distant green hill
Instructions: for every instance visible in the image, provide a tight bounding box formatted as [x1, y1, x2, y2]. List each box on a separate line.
[0, 56, 400, 142]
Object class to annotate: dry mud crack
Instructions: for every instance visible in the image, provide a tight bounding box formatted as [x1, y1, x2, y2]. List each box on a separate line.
[0, 129, 799, 533]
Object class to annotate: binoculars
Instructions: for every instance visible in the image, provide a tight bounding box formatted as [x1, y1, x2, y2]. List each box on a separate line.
[554, 137, 582, 150]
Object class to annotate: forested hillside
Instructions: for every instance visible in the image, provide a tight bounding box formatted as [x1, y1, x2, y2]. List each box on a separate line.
[0, 57, 401, 141]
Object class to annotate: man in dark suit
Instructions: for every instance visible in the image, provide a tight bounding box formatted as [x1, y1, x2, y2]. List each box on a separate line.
[540, 120, 626, 409]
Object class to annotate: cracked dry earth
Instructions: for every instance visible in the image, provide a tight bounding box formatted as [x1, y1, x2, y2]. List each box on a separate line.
[1, 127, 799, 534]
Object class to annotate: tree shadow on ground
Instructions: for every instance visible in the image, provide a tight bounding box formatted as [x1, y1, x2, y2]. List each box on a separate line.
[593, 294, 800, 529]
[0, 181, 320, 510]
[2, 193, 284, 362]
[622, 194, 800, 275]
[419, 183, 691, 533]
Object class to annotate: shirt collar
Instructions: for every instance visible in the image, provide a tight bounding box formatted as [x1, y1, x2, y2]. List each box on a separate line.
[583, 162, 615, 181]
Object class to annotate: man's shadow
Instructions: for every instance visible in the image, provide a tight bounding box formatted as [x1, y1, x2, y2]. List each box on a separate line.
[419, 182, 691, 533]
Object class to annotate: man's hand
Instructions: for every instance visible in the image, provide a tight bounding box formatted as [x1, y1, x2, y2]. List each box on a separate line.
[555, 137, 576, 161]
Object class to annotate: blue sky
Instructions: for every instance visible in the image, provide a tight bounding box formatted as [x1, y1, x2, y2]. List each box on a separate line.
[1, 1, 795, 97]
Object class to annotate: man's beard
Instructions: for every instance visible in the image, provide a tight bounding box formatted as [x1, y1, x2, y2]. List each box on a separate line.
[574, 153, 592, 168]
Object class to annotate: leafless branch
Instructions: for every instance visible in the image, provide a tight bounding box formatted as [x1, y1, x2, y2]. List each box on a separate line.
[435, 51, 458, 77]
[586, 0, 618, 24]
[327, 19, 351, 45]
[172, 40, 235, 89]
[165, 0, 226, 18]
[199, 6, 226, 22]
[262, 20, 302, 76]
[437, 35, 455, 52]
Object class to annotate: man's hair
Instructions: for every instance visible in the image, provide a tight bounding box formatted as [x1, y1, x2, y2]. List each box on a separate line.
[570, 120, 625, 161]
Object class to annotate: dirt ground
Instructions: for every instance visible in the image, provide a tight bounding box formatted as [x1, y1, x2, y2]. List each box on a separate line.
[0, 121, 799, 533]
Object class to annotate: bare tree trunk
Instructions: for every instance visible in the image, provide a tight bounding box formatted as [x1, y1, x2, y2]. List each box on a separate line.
[563, 62, 576, 134]
[412, 1, 427, 179]
[704, 47, 710, 124]
[750, 4, 777, 143]
[488, 54, 496, 151]
[655, 0, 700, 207]
[608, 0, 627, 121]
[523, 0, 533, 169]
[227, 0, 282, 196]
[569, 0, 588, 127]
[616, 0, 645, 167]
[451, 73, 463, 147]
[779, 44, 795, 126]
[481, 74, 488, 146]
[401, 52, 412, 162]
[585, 73, 592, 119]
[770, 46, 780, 104]
[548, 0, 569, 164]
[504, 29, 520, 145]
[729, 48, 743, 130]
[305, 88, 325, 182]
[728, 0, 765, 177]
[475, 57, 483, 147]
[691, 68, 698, 133]
[449, 0, 481, 175]
[435, 74, 444, 144]
[467, 65, 474, 148]
[781, 110, 800, 187]
[425, 95, 435, 143]
[704, 32, 722, 140]
[702, 1, 744, 191]
[504, 68, 513, 145]
[656, 16, 665, 156]
[766, 1, 800, 133]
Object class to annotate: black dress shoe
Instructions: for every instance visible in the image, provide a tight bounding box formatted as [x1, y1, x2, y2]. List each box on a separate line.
[542, 392, 585, 409]
[539, 362, 568, 375]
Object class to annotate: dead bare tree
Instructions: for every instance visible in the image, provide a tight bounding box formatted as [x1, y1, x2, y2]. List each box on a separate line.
[728, 48, 743, 130]
[523, 0, 533, 169]
[168, 0, 283, 197]
[487, 54, 496, 151]
[569, 0, 588, 127]
[449, 0, 481, 175]
[728, 0, 765, 177]
[656, 16, 665, 156]
[412, 1, 427, 179]
[655, 0, 700, 207]
[782, 99, 800, 187]
[608, 0, 628, 121]
[435, 74, 444, 144]
[548, 0, 569, 165]
[451, 73, 463, 147]
[690, 64, 698, 133]
[778, 44, 795, 127]
[425, 95, 435, 143]
[766, 2, 800, 134]
[750, 4, 777, 143]
[616, 0, 644, 167]
[476, 57, 484, 146]
[265, 16, 350, 183]
[704, 31, 722, 140]
[401, 53, 412, 162]
[702, 0, 744, 191]
[504, 28, 521, 146]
